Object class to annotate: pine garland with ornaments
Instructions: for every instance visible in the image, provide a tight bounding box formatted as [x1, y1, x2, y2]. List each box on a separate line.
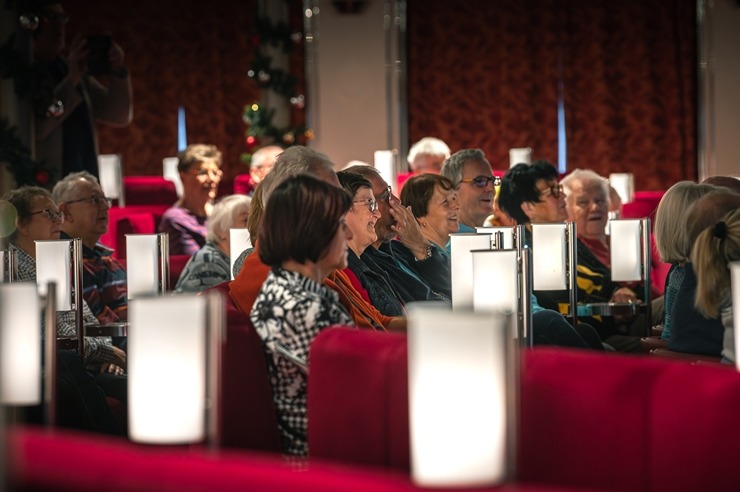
[241, 11, 313, 166]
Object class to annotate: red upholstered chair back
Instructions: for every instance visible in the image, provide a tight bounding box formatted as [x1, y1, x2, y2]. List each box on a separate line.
[233, 173, 255, 195]
[99, 205, 170, 259]
[123, 176, 178, 205]
[308, 328, 740, 491]
[168, 254, 191, 291]
[204, 281, 281, 453]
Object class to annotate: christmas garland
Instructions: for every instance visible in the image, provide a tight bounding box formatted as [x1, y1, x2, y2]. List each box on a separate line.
[241, 12, 312, 166]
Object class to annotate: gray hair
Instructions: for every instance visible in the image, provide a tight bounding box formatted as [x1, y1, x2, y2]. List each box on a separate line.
[251, 145, 283, 169]
[260, 146, 335, 204]
[407, 137, 450, 165]
[52, 171, 100, 203]
[654, 181, 722, 263]
[440, 148, 488, 185]
[561, 169, 610, 205]
[206, 194, 251, 243]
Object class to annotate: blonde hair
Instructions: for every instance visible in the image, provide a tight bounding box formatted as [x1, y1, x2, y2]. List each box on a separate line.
[691, 208, 740, 318]
[654, 181, 720, 263]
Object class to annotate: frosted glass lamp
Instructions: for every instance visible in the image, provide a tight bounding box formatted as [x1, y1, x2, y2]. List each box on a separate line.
[163, 157, 183, 197]
[229, 229, 252, 280]
[477, 227, 514, 250]
[126, 233, 168, 298]
[35, 240, 73, 310]
[531, 224, 567, 291]
[0, 283, 41, 405]
[610, 220, 642, 282]
[374, 150, 397, 193]
[450, 233, 491, 309]
[609, 173, 635, 204]
[408, 303, 513, 487]
[732, 262, 740, 372]
[472, 250, 518, 314]
[509, 147, 532, 168]
[98, 154, 124, 207]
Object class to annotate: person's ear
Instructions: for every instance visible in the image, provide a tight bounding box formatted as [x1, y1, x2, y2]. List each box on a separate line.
[15, 217, 30, 237]
[520, 201, 535, 220]
[59, 203, 72, 223]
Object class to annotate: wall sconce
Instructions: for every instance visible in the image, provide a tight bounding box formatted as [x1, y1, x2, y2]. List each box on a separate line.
[609, 173, 635, 204]
[407, 302, 515, 487]
[126, 233, 169, 298]
[0, 283, 42, 406]
[509, 147, 532, 168]
[449, 233, 491, 310]
[229, 229, 252, 280]
[128, 291, 224, 446]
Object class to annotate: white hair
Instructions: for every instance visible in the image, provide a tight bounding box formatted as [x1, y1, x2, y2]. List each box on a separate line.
[206, 194, 251, 243]
[407, 137, 450, 165]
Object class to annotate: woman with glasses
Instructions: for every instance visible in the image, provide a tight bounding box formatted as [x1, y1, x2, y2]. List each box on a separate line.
[250, 174, 354, 456]
[338, 171, 406, 317]
[158, 144, 224, 256]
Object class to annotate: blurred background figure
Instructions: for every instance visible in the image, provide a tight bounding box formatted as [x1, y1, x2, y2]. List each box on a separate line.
[31, 0, 133, 186]
[159, 144, 223, 256]
[175, 194, 251, 292]
[397, 137, 450, 190]
[248, 145, 282, 193]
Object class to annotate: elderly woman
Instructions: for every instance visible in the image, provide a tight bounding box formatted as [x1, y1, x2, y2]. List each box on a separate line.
[338, 171, 405, 317]
[400, 173, 460, 253]
[250, 174, 355, 457]
[159, 143, 223, 255]
[175, 194, 251, 292]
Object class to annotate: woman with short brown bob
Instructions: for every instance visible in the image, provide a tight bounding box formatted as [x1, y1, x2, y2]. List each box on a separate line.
[250, 174, 355, 457]
[400, 174, 460, 252]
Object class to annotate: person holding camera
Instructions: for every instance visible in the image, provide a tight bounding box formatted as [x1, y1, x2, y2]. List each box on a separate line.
[31, 0, 133, 187]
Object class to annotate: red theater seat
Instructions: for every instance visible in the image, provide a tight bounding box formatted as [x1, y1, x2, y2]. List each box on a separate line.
[123, 176, 178, 205]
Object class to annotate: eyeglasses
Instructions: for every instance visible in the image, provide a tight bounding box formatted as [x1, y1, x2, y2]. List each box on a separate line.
[374, 186, 392, 203]
[353, 198, 379, 213]
[190, 168, 223, 179]
[64, 195, 113, 207]
[27, 208, 64, 223]
[459, 175, 501, 188]
[539, 184, 564, 199]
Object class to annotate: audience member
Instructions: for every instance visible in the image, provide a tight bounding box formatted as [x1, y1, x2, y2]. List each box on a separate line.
[159, 144, 223, 256]
[338, 171, 405, 317]
[31, 0, 133, 185]
[250, 174, 354, 456]
[692, 208, 740, 364]
[441, 149, 498, 233]
[344, 165, 452, 301]
[702, 175, 740, 193]
[53, 172, 127, 324]
[654, 181, 722, 341]
[400, 173, 460, 252]
[397, 137, 451, 189]
[229, 146, 405, 332]
[175, 194, 251, 293]
[669, 190, 740, 356]
[248, 145, 282, 192]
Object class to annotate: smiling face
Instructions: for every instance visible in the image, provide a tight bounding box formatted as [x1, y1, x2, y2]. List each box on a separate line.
[318, 216, 353, 274]
[419, 185, 460, 248]
[345, 186, 381, 255]
[457, 159, 495, 228]
[566, 178, 609, 240]
[522, 178, 568, 224]
[181, 158, 222, 206]
[365, 173, 397, 244]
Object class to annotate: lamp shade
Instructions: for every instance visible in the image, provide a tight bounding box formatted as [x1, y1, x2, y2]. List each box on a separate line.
[450, 233, 491, 310]
[374, 150, 396, 193]
[229, 229, 252, 280]
[0, 283, 41, 405]
[531, 224, 567, 290]
[509, 147, 532, 168]
[98, 154, 123, 205]
[610, 220, 642, 282]
[126, 234, 160, 299]
[472, 250, 518, 314]
[128, 294, 207, 444]
[476, 227, 514, 250]
[35, 240, 72, 310]
[609, 173, 635, 204]
[163, 157, 183, 197]
[408, 303, 510, 487]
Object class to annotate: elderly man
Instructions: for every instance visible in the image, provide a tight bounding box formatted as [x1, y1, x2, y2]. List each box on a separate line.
[440, 149, 498, 233]
[53, 171, 127, 325]
[397, 137, 451, 190]
[344, 165, 451, 302]
[248, 145, 282, 191]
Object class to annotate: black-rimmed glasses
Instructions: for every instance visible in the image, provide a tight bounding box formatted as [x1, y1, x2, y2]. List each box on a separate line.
[459, 175, 501, 188]
[27, 208, 65, 222]
[353, 198, 379, 213]
[64, 195, 113, 207]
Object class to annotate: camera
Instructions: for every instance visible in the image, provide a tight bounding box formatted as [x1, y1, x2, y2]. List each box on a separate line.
[86, 35, 111, 76]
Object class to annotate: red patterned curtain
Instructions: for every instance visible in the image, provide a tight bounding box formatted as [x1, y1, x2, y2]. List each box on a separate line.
[407, 0, 696, 189]
[62, 0, 261, 180]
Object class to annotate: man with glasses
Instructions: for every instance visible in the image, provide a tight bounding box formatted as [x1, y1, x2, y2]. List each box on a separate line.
[441, 149, 500, 233]
[53, 171, 127, 325]
[32, 0, 133, 186]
